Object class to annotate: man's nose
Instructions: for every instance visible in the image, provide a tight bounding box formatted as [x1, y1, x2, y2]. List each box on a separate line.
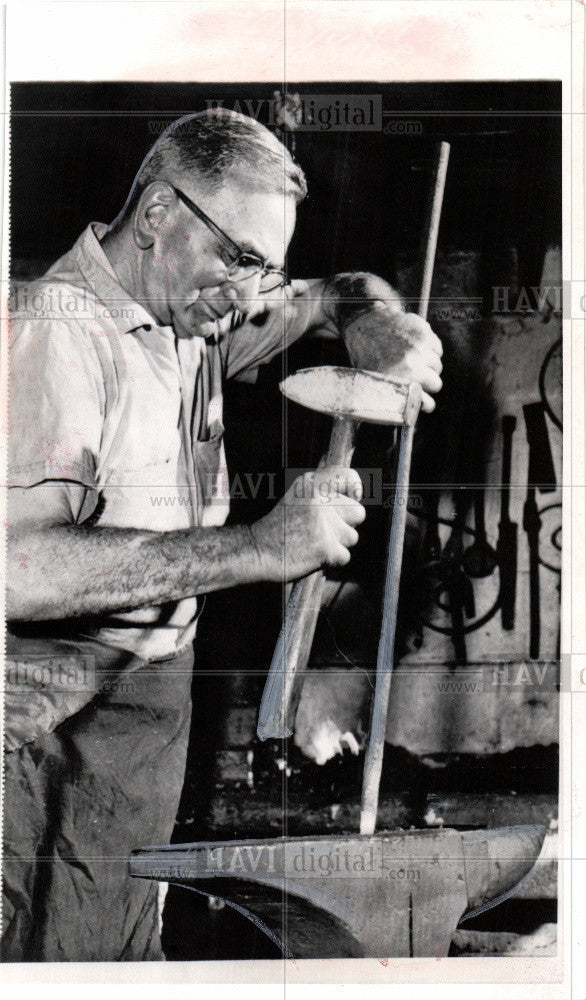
[222, 271, 263, 314]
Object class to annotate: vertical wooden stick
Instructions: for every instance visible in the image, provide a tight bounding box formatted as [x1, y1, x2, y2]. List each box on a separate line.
[418, 141, 451, 320]
[360, 142, 450, 836]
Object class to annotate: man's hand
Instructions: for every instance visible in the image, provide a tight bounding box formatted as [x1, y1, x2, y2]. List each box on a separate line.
[342, 305, 443, 412]
[322, 272, 443, 413]
[249, 467, 366, 582]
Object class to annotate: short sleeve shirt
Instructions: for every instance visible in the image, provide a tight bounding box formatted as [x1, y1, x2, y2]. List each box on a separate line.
[8, 223, 315, 660]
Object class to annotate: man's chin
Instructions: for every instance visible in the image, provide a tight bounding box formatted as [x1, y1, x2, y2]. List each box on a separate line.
[172, 301, 239, 340]
[171, 313, 219, 340]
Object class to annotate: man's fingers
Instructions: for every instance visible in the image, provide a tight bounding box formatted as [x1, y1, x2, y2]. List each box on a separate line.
[400, 353, 443, 395]
[421, 368, 443, 394]
[336, 466, 363, 503]
[419, 320, 443, 357]
[421, 391, 436, 414]
[428, 330, 443, 357]
[401, 314, 443, 353]
[312, 466, 364, 504]
[426, 350, 443, 374]
[335, 520, 359, 549]
[332, 544, 352, 567]
[334, 493, 366, 526]
[415, 324, 443, 364]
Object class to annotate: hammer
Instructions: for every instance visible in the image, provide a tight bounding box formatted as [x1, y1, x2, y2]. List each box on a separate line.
[256, 367, 419, 741]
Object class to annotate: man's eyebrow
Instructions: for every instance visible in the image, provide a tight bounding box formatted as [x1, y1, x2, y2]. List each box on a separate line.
[232, 231, 284, 271]
[238, 240, 271, 265]
[234, 233, 283, 270]
[239, 242, 265, 260]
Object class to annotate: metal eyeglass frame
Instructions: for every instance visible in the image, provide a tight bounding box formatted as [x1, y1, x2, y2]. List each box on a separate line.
[170, 184, 288, 293]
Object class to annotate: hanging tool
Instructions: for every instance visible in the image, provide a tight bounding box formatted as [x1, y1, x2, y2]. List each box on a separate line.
[523, 401, 557, 494]
[496, 416, 518, 631]
[419, 491, 478, 661]
[422, 489, 442, 564]
[439, 490, 476, 665]
[416, 488, 443, 648]
[522, 402, 557, 660]
[360, 140, 450, 835]
[523, 483, 541, 660]
[462, 487, 498, 578]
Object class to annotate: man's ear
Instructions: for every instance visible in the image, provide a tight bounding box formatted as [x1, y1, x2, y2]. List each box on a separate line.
[133, 182, 175, 249]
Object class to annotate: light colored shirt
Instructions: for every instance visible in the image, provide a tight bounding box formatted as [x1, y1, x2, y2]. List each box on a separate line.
[8, 223, 315, 660]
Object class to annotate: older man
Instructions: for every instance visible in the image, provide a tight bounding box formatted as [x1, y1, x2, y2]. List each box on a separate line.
[3, 109, 442, 961]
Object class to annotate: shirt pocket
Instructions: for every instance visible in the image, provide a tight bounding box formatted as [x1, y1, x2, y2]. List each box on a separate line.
[98, 457, 191, 530]
[193, 418, 229, 527]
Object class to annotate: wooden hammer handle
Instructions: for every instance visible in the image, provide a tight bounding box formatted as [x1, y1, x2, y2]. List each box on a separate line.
[257, 417, 357, 740]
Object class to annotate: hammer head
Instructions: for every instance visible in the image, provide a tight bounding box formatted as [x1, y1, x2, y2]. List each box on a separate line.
[280, 366, 421, 426]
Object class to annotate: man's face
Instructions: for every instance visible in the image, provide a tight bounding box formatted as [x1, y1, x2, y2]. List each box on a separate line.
[142, 173, 297, 339]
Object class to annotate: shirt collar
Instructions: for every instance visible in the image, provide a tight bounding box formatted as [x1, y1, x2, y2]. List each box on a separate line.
[72, 222, 168, 337]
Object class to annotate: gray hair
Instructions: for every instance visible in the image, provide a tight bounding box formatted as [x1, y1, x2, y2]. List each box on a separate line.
[122, 108, 307, 216]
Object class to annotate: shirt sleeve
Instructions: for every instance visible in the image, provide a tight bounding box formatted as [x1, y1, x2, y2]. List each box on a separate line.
[7, 316, 104, 504]
[223, 283, 326, 382]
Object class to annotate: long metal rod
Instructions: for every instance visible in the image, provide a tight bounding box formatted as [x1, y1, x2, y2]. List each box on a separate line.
[360, 141, 450, 836]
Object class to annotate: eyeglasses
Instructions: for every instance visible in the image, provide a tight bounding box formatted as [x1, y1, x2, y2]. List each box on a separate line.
[170, 184, 289, 294]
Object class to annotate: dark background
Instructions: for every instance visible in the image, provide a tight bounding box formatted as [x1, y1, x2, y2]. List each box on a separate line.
[11, 81, 561, 286]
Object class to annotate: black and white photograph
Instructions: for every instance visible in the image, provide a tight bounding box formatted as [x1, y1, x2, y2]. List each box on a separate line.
[0, 1, 582, 995]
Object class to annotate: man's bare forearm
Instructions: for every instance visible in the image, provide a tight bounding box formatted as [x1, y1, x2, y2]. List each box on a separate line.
[7, 522, 269, 621]
[321, 273, 404, 329]
[300, 273, 404, 340]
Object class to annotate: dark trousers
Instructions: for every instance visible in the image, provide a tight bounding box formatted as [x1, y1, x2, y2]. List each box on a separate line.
[1, 644, 193, 962]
